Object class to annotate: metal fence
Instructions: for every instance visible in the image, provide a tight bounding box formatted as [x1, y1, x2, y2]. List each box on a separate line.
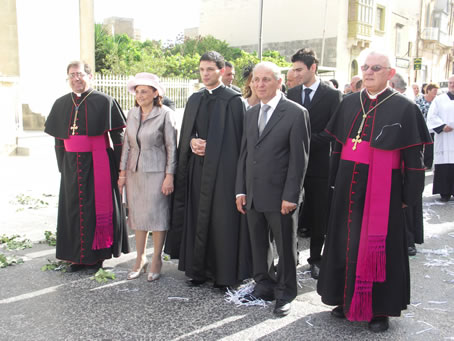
[93, 74, 197, 111]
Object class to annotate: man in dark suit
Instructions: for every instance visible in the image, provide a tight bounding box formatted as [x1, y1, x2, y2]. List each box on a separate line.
[287, 48, 342, 279]
[222, 61, 242, 93]
[236, 61, 310, 317]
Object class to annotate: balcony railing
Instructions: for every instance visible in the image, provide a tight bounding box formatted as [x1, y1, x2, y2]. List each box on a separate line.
[421, 27, 453, 47]
[348, 0, 374, 40]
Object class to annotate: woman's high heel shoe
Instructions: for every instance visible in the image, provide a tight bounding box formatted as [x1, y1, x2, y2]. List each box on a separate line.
[147, 272, 161, 281]
[127, 262, 148, 280]
[147, 260, 162, 282]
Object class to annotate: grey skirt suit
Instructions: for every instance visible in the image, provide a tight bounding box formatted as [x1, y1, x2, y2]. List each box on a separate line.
[119, 105, 177, 231]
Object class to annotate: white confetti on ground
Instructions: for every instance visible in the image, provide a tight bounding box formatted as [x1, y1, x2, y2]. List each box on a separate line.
[415, 320, 435, 335]
[168, 296, 190, 301]
[419, 247, 453, 256]
[224, 280, 270, 307]
[297, 270, 312, 288]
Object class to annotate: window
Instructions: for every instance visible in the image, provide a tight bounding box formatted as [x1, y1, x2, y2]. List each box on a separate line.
[395, 24, 405, 57]
[375, 6, 385, 31]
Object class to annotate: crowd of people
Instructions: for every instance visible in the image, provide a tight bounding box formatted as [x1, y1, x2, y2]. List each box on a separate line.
[46, 47, 454, 333]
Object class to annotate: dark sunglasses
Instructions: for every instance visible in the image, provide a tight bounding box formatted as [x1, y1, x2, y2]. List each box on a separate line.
[360, 64, 391, 72]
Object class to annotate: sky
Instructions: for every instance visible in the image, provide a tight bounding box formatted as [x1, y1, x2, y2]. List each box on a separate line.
[94, 0, 200, 42]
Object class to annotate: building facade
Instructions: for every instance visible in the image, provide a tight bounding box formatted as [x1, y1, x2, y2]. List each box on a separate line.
[197, 0, 454, 88]
[0, 0, 95, 154]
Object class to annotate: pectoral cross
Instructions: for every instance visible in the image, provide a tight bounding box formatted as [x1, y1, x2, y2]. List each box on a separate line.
[70, 123, 78, 135]
[352, 135, 362, 150]
[70, 106, 79, 135]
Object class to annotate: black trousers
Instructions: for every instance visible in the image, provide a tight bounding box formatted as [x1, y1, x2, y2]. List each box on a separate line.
[246, 207, 298, 302]
[301, 176, 329, 265]
[423, 133, 434, 169]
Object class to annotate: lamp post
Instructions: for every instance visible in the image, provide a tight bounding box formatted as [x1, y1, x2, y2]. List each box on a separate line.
[320, 0, 329, 66]
[258, 0, 264, 61]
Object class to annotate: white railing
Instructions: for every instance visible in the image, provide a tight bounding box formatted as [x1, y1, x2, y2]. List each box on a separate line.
[421, 27, 453, 47]
[93, 74, 197, 111]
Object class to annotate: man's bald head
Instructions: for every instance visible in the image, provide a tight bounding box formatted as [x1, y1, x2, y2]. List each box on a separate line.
[350, 75, 362, 93]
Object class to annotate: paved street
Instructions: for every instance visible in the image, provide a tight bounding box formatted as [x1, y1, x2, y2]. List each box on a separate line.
[0, 134, 453, 341]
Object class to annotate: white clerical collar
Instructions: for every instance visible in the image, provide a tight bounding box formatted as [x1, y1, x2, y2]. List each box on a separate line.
[302, 78, 320, 92]
[260, 92, 282, 110]
[364, 86, 389, 99]
[206, 82, 223, 94]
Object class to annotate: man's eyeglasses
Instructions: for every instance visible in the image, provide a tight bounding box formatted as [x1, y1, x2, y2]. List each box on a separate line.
[360, 64, 391, 72]
[68, 72, 87, 79]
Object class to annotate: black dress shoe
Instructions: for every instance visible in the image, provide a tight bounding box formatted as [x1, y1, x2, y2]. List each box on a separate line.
[186, 279, 206, 287]
[213, 283, 229, 292]
[408, 246, 417, 256]
[241, 291, 275, 302]
[440, 195, 451, 202]
[66, 263, 86, 273]
[368, 316, 389, 333]
[310, 263, 320, 280]
[86, 261, 104, 274]
[330, 305, 345, 318]
[297, 228, 310, 238]
[273, 299, 291, 317]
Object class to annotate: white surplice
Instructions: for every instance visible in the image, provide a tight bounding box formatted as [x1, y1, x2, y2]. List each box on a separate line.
[427, 93, 454, 164]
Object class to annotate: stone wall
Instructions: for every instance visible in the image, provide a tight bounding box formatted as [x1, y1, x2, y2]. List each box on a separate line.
[0, 0, 20, 76]
[237, 37, 338, 68]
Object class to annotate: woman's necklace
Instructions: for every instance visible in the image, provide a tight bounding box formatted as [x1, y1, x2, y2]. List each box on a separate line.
[70, 89, 95, 135]
[351, 90, 398, 150]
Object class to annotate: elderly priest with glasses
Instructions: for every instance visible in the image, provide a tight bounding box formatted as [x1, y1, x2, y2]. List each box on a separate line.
[45, 61, 130, 273]
[317, 51, 431, 332]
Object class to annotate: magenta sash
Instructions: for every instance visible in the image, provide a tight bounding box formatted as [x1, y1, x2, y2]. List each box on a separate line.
[341, 138, 400, 322]
[64, 135, 113, 250]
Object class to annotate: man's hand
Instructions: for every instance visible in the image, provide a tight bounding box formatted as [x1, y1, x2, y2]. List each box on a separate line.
[191, 138, 207, 156]
[281, 200, 297, 215]
[443, 125, 453, 132]
[236, 195, 247, 215]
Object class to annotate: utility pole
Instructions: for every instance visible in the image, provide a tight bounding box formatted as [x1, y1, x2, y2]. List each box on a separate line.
[320, 0, 329, 66]
[415, 0, 423, 83]
[258, 0, 264, 61]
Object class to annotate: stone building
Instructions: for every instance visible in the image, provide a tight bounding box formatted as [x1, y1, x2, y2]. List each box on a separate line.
[196, 0, 454, 88]
[103, 16, 141, 41]
[0, 0, 94, 155]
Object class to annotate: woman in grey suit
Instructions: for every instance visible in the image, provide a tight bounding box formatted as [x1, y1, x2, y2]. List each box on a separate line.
[118, 73, 177, 281]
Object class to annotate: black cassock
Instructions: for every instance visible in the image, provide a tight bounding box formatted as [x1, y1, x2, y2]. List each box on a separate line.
[317, 88, 431, 318]
[45, 89, 129, 264]
[165, 85, 251, 286]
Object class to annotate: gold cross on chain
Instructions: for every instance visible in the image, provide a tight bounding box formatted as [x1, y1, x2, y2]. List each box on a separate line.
[70, 107, 79, 135]
[352, 135, 362, 150]
[70, 123, 78, 135]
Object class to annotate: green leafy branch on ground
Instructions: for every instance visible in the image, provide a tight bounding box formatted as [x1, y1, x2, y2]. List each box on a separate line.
[91, 268, 116, 283]
[41, 259, 69, 272]
[0, 253, 24, 268]
[11, 193, 49, 211]
[42, 231, 57, 246]
[0, 234, 32, 250]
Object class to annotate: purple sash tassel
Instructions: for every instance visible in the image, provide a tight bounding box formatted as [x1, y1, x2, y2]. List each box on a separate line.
[341, 139, 400, 321]
[64, 135, 114, 250]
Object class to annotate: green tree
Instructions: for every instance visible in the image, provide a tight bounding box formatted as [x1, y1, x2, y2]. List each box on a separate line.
[94, 26, 291, 80]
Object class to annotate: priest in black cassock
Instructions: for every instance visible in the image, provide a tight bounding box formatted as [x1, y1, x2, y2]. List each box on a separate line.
[45, 61, 129, 272]
[164, 51, 251, 289]
[317, 51, 431, 332]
